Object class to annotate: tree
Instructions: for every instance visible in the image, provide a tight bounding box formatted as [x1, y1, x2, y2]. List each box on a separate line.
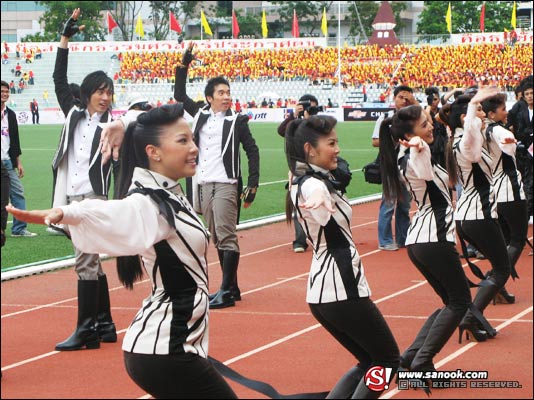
[23, 1, 109, 42]
[148, 1, 182, 40]
[346, 1, 407, 44]
[108, 1, 144, 42]
[417, 1, 514, 37]
[233, 10, 262, 38]
[269, 1, 334, 36]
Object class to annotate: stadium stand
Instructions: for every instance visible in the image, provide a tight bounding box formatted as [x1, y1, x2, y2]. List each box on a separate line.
[1, 42, 532, 111]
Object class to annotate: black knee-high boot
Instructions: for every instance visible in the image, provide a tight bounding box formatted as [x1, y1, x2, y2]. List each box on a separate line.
[485, 270, 515, 304]
[326, 365, 366, 399]
[209, 251, 240, 309]
[55, 280, 100, 351]
[460, 280, 499, 340]
[209, 250, 241, 301]
[400, 308, 441, 369]
[410, 307, 464, 371]
[96, 274, 117, 343]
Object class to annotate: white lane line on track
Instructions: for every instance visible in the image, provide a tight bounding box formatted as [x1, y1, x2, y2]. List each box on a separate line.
[381, 306, 534, 399]
[3, 228, 532, 380]
[0, 219, 380, 318]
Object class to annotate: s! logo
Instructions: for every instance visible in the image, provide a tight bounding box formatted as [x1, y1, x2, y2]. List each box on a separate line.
[364, 366, 393, 392]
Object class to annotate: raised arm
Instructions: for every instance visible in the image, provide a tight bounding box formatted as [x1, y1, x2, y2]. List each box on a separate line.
[461, 87, 501, 162]
[174, 42, 200, 118]
[53, 8, 86, 116]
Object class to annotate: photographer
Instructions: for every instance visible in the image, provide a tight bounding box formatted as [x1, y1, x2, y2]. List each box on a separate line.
[277, 94, 323, 138]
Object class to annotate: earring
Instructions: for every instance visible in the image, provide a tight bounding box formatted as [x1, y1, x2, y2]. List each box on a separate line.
[155, 157, 161, 161]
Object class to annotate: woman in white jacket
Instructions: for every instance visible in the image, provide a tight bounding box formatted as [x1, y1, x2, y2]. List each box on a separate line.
[284, 115, 399, 399]
[379, 104, 472, 378]
[448, 88, 512, 342]
[8, 103, 237, 399]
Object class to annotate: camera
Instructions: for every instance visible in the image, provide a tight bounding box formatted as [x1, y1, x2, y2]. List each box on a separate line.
[298, 100, 324, 118]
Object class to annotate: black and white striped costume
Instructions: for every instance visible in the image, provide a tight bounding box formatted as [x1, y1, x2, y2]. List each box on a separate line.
[397, 141, 471, 371]
[400, 144, 456, 245]
[453, 103, 510, 299]
[59, 167, 235, 398]
[486, 120, 528, 278]
[290, 168, 371, 302]
[290, 164, 399, 398]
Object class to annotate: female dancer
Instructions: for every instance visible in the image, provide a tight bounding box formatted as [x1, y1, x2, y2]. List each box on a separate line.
[482, 93, 527, 303]
[448, 88, 512, 340]
[379, 104, 472, 374]
[285, 115, 399, 399]
[8, 104, 237, 399]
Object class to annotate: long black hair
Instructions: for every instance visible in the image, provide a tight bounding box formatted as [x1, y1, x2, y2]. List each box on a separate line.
[379, 105, 423, 202]
[284, 115, 337, 224]
[116, 103, 185, 289]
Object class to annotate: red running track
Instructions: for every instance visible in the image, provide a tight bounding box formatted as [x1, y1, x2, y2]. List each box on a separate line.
[1, 200, 532, 399]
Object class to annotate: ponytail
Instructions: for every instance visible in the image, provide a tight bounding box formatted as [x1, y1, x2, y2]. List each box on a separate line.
[379, 116, 403, 202]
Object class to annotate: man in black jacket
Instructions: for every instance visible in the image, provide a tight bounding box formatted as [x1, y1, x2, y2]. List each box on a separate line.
[175, 42, 260, 309]
[50, 8, 116, 351]
[1, 80, 36, 237]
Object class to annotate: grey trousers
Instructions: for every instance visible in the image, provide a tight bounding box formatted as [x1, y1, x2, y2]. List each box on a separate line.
[199, 182, 239, 252]
[66, 192, 107, 280]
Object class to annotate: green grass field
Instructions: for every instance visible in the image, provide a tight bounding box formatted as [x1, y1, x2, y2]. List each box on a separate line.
[1, 121, 380, 269]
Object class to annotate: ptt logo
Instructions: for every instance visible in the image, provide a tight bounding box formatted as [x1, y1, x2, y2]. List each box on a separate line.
[364, 366, 393, 392]
[246, 111, 254, 120]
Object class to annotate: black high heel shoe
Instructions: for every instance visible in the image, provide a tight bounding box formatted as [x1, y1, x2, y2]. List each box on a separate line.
[493, 287, 515, 304]
[458, 323, 488, 344]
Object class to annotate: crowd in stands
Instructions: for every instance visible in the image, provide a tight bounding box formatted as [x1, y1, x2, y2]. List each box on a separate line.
[2, 41, 40, 96]
[117, 43, 532, 92]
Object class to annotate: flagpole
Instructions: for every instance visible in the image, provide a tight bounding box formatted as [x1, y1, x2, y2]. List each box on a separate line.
[337, 1, 341, 107]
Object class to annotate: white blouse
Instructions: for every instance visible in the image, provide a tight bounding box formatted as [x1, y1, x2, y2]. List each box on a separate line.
[485, 121, 525, 203]
[60, 168, 211, 357]
[399, 142, 456, 245]
[290, 168, 371, 304]
[453, 103, 497, 221]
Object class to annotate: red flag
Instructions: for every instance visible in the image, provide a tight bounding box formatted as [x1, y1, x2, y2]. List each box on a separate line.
[107, 11, 118, 34]
[292, 9, 299, 38]
[232, 10, 240, 39]
[170, 11, 182, 33]
[480, 3, 485, 32]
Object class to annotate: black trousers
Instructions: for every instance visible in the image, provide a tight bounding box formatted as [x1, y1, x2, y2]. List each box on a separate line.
[123, 351, 237, 399]
[456, 219, 511, 288]
[309, 298, 400, 388]
[407, 242, 471, 314]
[498, 200, 528, 249]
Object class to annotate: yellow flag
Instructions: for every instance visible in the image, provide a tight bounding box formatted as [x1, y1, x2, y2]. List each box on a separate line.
[135, 15, 144, 38]
[511, 2, 517, 29]
[445, 2, 452, 34]
[261, 10, 268, 38]
[201, 10, 213, 36]
[321, 8, 328, 37]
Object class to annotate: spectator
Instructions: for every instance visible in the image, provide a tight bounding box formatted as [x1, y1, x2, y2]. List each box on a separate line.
[14, 62, 22, 77]
[516, 78, 533, 225]
[373, 85, 415, 250]
[30, 98, 39, 124]
[1, 161, 10, 247]
[42, 89, 49, 106]
[0, 80, 37, 237]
